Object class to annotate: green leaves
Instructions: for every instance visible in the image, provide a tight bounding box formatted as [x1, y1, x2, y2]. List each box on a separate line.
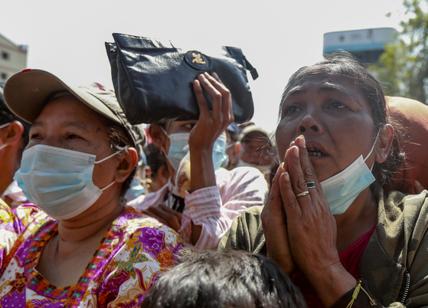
[369, 0, 428, 103]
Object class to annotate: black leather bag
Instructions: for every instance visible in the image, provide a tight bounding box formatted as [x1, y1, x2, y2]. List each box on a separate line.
[106, 33, 258, 124]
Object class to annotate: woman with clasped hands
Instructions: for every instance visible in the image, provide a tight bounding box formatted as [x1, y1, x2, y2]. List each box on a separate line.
[221, 54, 428, 307]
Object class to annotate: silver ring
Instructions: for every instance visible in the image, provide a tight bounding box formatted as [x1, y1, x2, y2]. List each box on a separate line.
[306, 181, 316, 189]
[296, 191, 310, 198]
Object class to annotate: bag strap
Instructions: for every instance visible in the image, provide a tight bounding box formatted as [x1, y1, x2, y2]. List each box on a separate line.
[224, 46, 259, 80]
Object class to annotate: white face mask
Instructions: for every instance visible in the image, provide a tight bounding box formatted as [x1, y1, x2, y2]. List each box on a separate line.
[15, 144, 123, 220]
[320, 132, 379, 215]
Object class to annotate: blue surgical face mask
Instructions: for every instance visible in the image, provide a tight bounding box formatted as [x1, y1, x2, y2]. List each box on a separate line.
[14, 144, 122, 220]
[320, 133, 379, 215]
[212, 134, 227, 170]
[168, 132, 227, 171]
[125, 177, 146, 201]
[168, 132, 190, 170]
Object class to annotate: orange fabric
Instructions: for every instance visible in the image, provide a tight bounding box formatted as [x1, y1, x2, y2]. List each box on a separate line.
[387, 96, 428, 194]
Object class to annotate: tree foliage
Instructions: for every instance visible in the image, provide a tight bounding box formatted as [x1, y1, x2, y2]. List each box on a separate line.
[370, 0, 428, 103]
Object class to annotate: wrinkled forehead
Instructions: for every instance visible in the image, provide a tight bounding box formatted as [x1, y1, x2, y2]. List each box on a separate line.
[281, 71, 384, 123]
[283, 73, 363, 102]
[33, 96, 109, 131]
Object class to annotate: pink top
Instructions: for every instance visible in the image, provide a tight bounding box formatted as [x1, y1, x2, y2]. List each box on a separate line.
[128, 167, 268, 249]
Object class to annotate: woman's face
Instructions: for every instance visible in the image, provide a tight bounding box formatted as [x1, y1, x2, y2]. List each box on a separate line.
[275, 75, 378, 181]
[27, 96, 121, 189]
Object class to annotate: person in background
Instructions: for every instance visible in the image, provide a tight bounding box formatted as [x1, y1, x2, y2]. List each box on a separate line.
[0, 84, 29, 208]
[124, 155, 148, 201]
[143, 143, 173, 193]
[128, 73, 268, 249]
[386, 96, 428, 194]
[224, 122, 241, 170]
[142, 250, 307, 308]
[0, 69, 183, 306]
[221, 54, 428, 307]
[237, 125, 276, 180]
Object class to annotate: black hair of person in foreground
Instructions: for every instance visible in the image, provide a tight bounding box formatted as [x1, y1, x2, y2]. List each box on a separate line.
[142, 250, 306, 308]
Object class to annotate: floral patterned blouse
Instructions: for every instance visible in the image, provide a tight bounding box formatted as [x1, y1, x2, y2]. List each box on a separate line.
[0, 199, 184, 307]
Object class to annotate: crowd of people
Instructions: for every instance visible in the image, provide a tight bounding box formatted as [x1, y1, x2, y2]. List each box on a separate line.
[0, 46, 427, 307]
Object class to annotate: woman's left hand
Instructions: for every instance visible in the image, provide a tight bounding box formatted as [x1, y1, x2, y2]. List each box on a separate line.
[279, 135, 356, 306]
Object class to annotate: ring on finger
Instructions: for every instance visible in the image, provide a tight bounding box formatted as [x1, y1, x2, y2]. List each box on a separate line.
[306, 180, 316, 189]
[296, 190, 310, 198]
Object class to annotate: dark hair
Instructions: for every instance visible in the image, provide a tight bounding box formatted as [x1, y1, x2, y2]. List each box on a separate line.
[279, 52, 404, 190]
[103, 119, 137, 197]
[143, 143, 168, 178]
[142, 250, 306, 308]
[241, 131, 271, 145]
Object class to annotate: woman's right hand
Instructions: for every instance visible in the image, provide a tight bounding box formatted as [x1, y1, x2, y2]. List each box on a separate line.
[188, 72, 233, 151]
[261, 162, 294, 273]
[185, 72, 233, 244]
[188, 72, 233, 192]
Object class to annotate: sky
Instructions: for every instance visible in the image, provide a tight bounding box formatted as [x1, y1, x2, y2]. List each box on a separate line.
[0, 0, 406, 132]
